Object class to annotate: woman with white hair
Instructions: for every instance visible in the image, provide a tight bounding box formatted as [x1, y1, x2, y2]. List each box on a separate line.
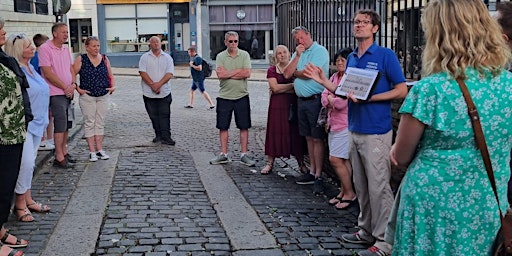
[5, 33, 51, 223]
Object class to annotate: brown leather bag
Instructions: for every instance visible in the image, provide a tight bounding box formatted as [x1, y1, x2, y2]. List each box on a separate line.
[456, 78, 512, 255]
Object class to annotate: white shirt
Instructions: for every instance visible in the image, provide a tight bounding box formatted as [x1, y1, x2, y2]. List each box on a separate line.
[138, 50, 174, 98]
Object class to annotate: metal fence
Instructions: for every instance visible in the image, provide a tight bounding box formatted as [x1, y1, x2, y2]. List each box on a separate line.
[276, 0, 508, 80]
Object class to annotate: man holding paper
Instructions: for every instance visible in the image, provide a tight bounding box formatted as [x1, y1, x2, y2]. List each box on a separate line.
[304, 9, 407, 256]
[283, 26, 329, 195]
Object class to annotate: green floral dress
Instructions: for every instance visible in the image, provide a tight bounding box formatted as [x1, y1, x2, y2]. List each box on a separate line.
[393, 68, 512, 256]
[0, 63, 26, 145]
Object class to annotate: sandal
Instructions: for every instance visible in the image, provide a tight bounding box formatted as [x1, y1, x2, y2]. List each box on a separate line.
[334, 197, 358, 210]
[0, 246, 24, 256]
[328, 196, 343, 206]
[14, 208, 34, 222]
[27, 202, 50, 213]
[260, 161, 274, 175]
[0, 232, 28, 248]
[4, 248, 24, 256]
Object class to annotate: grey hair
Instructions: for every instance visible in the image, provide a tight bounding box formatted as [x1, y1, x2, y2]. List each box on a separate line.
[291, 26, 310, 35]
[224, 31, 239, 41]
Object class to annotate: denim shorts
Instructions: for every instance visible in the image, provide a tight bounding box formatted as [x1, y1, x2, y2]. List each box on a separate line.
[191, 80, 206, 92]
[216, 95, 251, 130]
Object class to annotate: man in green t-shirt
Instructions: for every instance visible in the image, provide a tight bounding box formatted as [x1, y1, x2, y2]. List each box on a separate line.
[209, 31, 255, 167]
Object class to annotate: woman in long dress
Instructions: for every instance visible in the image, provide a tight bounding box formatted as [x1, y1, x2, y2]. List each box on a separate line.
[261, 45, 307, 175]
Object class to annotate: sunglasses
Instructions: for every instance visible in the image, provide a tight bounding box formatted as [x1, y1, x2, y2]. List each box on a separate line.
[228, 40, 238, 43]
[13, 33, 26, 44]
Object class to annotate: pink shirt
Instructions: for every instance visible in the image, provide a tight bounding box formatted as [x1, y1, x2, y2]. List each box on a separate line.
[321, 72, 348, 132]
[38, 40, 72, 96]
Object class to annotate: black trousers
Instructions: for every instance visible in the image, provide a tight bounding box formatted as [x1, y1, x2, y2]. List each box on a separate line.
[0, 143, 23, 225]
[143, 93, 172, 140]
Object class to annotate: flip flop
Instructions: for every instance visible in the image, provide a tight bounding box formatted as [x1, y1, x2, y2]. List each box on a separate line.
[328, 194, 344, 205]
[0, 232, 28, 248]
[334, 197, 358, 210]
[27, 202, 50, 213]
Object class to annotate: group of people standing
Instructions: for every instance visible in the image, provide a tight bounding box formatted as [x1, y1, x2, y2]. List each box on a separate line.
[262, 0, 512, 255]
[0, 22, 114, 256]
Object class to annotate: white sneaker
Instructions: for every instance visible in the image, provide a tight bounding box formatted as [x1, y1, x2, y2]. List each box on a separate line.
[96, 150, 110, 160]
[38, 141, 55, 151]
[89, 152, 98, 162]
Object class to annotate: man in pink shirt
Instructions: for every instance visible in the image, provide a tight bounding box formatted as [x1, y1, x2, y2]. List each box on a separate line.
[39, 22, 76, 168]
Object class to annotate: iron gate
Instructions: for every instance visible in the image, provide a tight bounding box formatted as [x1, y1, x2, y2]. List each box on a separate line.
[276, 0, 508, 80]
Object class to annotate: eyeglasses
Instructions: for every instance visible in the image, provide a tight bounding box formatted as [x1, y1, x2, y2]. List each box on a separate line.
[354, 20, 372, 26]
[228, 40, 238, 43]
[13, 33, 26, 44]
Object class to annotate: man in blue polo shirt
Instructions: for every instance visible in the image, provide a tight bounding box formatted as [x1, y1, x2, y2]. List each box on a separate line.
[339, 9, 407, 256]
[284, 26, 329, 194]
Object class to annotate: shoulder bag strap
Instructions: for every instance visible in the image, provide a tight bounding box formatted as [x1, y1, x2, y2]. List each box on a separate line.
[456, 78, 503, 215]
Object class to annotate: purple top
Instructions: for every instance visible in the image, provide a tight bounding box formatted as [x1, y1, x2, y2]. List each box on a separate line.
[266, 66, 294, 84]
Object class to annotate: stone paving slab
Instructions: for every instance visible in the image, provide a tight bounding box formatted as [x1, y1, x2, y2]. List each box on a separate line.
[192, 152, 277, 251]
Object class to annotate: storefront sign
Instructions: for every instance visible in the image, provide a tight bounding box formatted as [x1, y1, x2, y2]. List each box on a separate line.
[97, 0, 189, 4]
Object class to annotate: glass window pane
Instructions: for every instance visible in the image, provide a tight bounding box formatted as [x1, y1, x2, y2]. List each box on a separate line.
[138, 19, 167, 35]
[106, 19, 136, 41]
[105, 5, 135, 18]
[137, 4, 167, 17]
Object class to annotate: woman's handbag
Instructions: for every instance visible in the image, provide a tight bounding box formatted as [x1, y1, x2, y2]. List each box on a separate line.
[288, 103, 297, 123]
[456, 78, 512, 256]
[316, 106, 328, 127]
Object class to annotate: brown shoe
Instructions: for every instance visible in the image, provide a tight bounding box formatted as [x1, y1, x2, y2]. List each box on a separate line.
[65, 153, 77, 163]
[53, 159, 75, 169]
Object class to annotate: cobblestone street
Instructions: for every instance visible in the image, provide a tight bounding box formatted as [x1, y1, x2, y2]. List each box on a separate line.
[5, 75, 361, 256]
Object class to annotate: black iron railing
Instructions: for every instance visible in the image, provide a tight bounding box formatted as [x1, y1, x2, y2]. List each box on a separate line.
[276, 0, 507, 80]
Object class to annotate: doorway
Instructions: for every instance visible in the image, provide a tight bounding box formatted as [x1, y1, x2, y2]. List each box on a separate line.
[69, 19, 92, 53]
[169, 3, 190, 63]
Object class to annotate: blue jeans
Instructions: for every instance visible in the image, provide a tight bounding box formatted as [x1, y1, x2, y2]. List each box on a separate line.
[143, 93, 172, 140]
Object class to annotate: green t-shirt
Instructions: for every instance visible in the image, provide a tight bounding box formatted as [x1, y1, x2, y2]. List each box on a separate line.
[0, 63, 26, 145]
[215, 49, 251, 100]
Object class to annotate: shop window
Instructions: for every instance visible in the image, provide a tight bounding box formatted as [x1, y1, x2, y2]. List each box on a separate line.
[104, 4, 168, 53]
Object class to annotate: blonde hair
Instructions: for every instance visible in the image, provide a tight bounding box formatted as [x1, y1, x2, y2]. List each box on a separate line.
[421, 0, 511, 79]
[272, 45, 290, 65]
[4, 34, 31, 63]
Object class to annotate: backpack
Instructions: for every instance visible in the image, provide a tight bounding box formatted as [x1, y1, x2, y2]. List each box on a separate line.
[202, 59, 213, 77]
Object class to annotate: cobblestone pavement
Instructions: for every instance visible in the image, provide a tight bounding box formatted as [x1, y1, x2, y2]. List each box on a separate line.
[4, 76, 361, 256]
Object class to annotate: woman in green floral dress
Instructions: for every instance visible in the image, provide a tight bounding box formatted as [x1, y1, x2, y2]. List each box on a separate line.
[390, 0, 512, 255]
[0, 17, 32, 256]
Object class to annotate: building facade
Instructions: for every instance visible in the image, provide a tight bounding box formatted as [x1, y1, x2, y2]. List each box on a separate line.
[201, 0, 275, 65]
[0, 0, 56, 41]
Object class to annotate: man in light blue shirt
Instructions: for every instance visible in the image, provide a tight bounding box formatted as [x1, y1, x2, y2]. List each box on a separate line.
[284, 26, 329, 194]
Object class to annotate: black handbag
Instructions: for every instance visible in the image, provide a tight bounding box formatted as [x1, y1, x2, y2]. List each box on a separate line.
[456, 78, 512, 256]
[288, 103, 297, 123]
